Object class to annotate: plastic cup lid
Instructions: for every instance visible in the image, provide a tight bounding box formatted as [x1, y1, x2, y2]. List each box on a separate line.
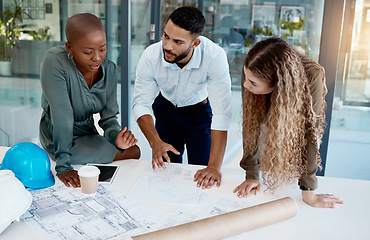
[78, 166, 100, 177]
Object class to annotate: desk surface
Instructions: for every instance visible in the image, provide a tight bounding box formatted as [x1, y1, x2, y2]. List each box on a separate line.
[0, 147, 370, 240]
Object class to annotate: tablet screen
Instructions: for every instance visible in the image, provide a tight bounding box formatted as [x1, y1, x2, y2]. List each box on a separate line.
[86, 164, 119, 184]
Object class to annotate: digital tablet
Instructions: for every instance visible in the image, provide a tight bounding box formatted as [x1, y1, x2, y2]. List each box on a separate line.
[86, 164, 120, 184]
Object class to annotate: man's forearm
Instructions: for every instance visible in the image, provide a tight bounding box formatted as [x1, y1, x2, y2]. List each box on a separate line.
[137, 114, 161, 147]
[208, 130, 227, 170]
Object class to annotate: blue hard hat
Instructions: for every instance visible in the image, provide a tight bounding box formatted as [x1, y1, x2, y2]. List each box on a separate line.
[0, 142, 55, 190]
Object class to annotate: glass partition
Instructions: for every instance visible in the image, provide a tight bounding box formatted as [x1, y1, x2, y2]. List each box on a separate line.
[131, 0, 152, 82]
[326, 0, 370, 180]
[201, 0, 325, 90]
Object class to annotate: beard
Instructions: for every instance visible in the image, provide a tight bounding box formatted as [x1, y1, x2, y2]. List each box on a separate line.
[163, 44, 192, 64]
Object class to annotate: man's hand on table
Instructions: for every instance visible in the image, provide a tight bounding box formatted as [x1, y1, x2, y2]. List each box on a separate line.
[193, 166, 222, 189]
[151, 140, 180, 169]
[58, 170, 80, 188]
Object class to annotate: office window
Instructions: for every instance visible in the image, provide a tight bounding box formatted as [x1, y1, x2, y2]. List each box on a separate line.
[23, 0, 45, 20]
[325, 0, 370, 180]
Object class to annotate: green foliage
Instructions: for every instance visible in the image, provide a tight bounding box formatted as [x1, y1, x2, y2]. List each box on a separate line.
[277, 17, 307, 36]
[0, 0, 23, 61]
[28, 26, 54, 41]
[251, 26, 273, 36]
[244, 37, 253, 47]
[277, 17, 311, 55]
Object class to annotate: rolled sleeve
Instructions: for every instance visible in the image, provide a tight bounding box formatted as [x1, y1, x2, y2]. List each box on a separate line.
[211, 114, 232, 131]
[133, 104, 154, 121]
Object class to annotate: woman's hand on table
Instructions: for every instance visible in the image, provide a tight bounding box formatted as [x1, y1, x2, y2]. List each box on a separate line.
[58, 170, 80, 188]
[233, 179, 261, 198]
[302, 190, 344, 208]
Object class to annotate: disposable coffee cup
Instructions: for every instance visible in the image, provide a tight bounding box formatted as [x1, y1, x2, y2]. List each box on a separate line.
[78, 166, 100, 194]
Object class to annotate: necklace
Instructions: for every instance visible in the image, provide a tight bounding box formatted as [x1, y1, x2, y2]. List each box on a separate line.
[88, 72, 94, 88]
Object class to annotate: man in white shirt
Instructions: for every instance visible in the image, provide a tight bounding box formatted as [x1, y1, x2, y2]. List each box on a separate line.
[132, 6, 233, 189]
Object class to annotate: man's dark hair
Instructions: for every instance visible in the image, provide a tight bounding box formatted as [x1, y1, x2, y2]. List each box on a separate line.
[168, 6, 206, 35]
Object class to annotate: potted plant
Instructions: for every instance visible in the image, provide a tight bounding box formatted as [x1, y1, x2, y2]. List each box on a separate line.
[0, 0, 23, 76]
[277, 17, 308, 48]
[277, 17, 307, 37]
[28, 26, 54, 41]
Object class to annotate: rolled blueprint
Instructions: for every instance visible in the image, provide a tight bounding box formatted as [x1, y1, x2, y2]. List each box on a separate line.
[130, 197, 298, 240]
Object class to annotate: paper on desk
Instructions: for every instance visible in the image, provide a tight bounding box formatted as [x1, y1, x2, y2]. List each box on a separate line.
[21, 184, 158, 240]
[128, 163, 201, 204]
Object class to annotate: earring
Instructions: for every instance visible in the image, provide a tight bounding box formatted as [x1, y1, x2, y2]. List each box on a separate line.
[68, 52, 73, 60]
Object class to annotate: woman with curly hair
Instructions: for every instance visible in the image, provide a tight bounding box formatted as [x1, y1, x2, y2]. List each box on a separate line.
[233, 38, 343, 208]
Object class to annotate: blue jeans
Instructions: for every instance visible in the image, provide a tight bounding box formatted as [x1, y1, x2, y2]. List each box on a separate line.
[152, 93, 213, 166]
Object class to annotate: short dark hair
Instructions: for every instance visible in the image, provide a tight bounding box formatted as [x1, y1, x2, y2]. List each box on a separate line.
[65, 13, 104, 44]
[168, 6, 206, 35]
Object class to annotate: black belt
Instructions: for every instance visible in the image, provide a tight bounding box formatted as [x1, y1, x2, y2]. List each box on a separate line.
[160, 94, 208, 111]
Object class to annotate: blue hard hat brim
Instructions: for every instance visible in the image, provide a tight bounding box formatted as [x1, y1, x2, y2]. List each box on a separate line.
[1, 162, 56, 190]
[23, 175, 55, 190]
[0, 165, 55, 190]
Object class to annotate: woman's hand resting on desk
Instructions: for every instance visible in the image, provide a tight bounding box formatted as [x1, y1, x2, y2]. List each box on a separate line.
[58, 170, 80, 188]
[234, 180, 344, 208]
[115, 127, 138, 150]
[233, 179, 261, 197]
[302, 190, 344, 208]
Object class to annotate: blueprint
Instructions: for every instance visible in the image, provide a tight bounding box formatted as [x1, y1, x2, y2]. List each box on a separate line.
[21, 184, 157, 240]
[128, 163, 252, 240]
[128, 164, 202, 204]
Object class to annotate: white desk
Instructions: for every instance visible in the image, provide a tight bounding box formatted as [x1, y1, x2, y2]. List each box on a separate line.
[0, 146, 370, 240]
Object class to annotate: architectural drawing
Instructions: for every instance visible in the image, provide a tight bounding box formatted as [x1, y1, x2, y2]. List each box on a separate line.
[21, 184, 155, 240]
[128, 164, 202, 203]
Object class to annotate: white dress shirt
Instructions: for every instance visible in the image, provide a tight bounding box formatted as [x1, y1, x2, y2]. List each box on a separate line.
[132, 36, 233, 131]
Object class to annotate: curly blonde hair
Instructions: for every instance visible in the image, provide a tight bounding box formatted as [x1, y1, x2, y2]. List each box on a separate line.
[242, 38, 327, 191]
